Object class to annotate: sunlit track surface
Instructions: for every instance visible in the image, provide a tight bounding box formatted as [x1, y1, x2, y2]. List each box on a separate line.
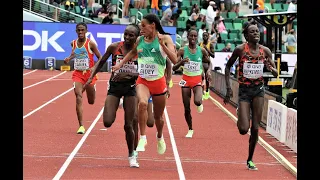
[23, 70, 296, 180]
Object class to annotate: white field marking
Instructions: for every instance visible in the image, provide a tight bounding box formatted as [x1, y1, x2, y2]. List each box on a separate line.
[23, 69, 37, 76]
[208, 95, 297, 177]
[23, 87, 74, 119]
[52, 107, 104, 180]
[23, 71, 67, 90]
[164, 107, 186, 180]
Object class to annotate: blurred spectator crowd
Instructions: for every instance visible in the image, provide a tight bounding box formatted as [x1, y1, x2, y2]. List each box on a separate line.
[28, 0, 297, 53]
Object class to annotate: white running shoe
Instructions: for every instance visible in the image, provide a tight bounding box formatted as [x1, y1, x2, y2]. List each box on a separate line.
[197, 104, 203, 113]
[185, 130, 194, 138]
[128, 156, 139, 168]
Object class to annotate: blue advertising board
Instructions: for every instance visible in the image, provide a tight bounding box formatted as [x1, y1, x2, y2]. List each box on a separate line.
[23, 22, 177, 61]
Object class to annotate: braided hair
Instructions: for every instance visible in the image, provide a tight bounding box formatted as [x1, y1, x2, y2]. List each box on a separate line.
[242, 19, 257, 41]
[127, 23, 140, 36]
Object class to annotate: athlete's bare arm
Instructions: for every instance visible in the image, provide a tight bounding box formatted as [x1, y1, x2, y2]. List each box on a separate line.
[209, 42, 215, 58]
[64, 41, 75, 64]
[111, 37, 140, 71]
[90, 42, 119, 79]
[225, 44, 244, 89]
[172, 48, 186, 71]
[89, 40, 102, 61]
[263, 46, 278, 77]
[165, 58, 172, 85]
[161, 35, 178, 64]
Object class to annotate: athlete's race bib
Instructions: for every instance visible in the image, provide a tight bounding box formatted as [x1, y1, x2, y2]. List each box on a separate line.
[243, 62, 264, 79]
[74, 58, 89, 71]
[179, 79, 186, 87]
[114, 57, 138, 75]
[138, 63, 158, 79]
[184, 61, 201, 73]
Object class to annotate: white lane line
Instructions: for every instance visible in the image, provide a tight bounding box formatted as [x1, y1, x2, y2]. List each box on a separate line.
[23, 87, 74, 119]
[208, 95, 297, 177]
[164, 107, 186, 180]
[23, 69, 37, 76]
[52, 107, 104, 180]
[23, 71, 67, 90]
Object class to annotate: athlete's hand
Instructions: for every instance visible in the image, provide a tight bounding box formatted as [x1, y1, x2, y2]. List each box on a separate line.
[112, 73, 131, 82]
[111, 64, 121, 72]
[82, 78, 93, 92]
[265, 61, 274, 72]
[181, 57, 190, 65]
[166, 89, 170, 98]
[223, 88, 233, 105]
[157, 32, 165, 47]
[64, 57, 71, 64]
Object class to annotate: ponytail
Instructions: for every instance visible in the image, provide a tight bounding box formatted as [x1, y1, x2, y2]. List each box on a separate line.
[143, 13, 172, 35]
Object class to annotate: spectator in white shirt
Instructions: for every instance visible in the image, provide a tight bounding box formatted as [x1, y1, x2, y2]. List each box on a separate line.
[287, 0, 297, 32]
[205, 1, 217, 34]
[287, 0, 297, 12]
[232, 0, 241, 16]
[198, 24, 207, 43]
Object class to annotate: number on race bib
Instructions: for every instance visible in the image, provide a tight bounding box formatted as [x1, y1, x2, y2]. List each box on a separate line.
[179, 79, 187, 87]
[74, 58, 89, 71]
[184, 61, 201, 72]
[138, 63, 158, 78]
[243, 62, 264, 79]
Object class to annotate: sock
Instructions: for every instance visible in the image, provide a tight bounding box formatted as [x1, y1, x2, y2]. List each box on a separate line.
[157, 133, 163, 140]
[140, 135, 146, 139]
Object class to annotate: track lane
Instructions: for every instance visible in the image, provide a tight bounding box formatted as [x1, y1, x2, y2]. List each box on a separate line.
[165, 75, 296, 179]
[23, 73, 109, 179]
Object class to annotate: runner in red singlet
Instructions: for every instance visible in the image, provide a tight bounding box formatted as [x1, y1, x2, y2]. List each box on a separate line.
[83, 24, 140, 168]
[224, 20, 278, 170]
[64, 22, 102, 134]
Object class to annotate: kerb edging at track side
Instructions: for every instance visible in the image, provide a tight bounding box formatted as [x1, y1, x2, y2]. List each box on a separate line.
[208, 95, 297, 177]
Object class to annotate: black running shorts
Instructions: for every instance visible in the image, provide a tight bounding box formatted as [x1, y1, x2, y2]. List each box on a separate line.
[107, 80, 136, 98]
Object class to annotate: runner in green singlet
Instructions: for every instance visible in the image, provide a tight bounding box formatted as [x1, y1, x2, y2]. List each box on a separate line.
[173, 29, 212, 138]
[112, 14, 177, 155]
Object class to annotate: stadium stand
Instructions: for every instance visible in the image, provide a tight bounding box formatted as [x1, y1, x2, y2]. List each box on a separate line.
[23, 0, 297, 53]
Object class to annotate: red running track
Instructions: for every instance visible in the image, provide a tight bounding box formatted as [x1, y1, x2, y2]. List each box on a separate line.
[23, 70, 296, 179]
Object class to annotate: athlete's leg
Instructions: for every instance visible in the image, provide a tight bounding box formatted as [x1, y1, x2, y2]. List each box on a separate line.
[151, 94, 167, 154]
[202, 63, 210, 99]
[193, 85, 204, 113]
[103, 95, 120, 128]
[192, 86, 203, 107]
[133, 100, 139, 150]
[248, 96, 263, 165]
[181, 87, 192, 130]
[203, 63, 209, 92]
[147, 99, 155, 127]
[237, 101, 251, 135]
[85, 84, 96, 105]
[74, 82, 85, 132]
[135, 84, 151, 152]
[136, 84, 151, 136]
[123, 95, 137, 157]
[85, 73, 97, 104]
